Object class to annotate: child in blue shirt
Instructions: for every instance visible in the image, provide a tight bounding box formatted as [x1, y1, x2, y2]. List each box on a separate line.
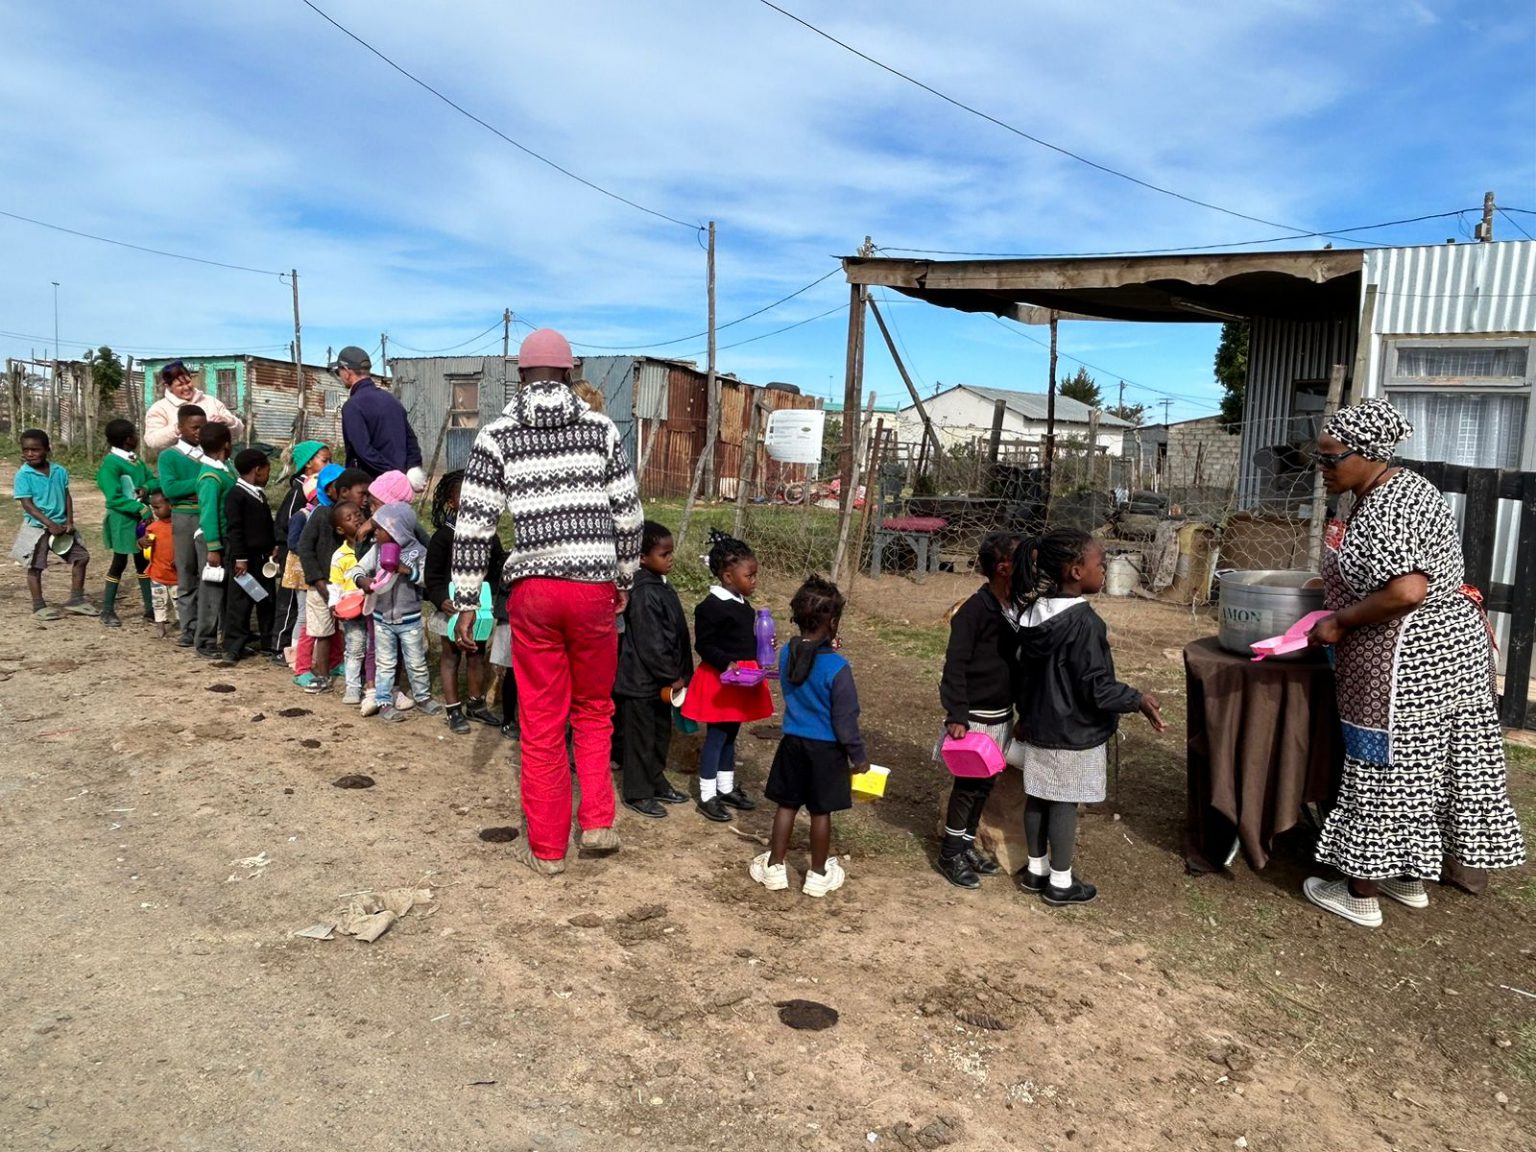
[749, 575, 867, 899]
[10, 429, 94, 620]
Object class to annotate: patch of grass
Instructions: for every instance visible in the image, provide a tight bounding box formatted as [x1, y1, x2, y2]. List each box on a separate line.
[1513, 1021, 1536, 1084]
[837, 808, 927, 862]
[1183, 883, 1220, 924]
[863, 619, 948, 666]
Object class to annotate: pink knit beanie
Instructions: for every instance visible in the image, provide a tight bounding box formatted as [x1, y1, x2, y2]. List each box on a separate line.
[518, 328, 574, 370]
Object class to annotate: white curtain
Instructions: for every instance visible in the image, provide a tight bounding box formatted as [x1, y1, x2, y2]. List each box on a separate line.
[1388, 390, 1526, 470]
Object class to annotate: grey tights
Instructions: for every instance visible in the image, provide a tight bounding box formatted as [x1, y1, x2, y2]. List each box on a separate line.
[1023, 796, 1078, 872]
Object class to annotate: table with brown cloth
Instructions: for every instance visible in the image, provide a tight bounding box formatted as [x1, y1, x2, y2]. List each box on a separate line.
[1183, 636, 1342, 872]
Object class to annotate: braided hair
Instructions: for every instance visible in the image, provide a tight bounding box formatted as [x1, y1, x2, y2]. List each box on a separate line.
[431, 470, 464, 531]
[1012, 527, 1094, 604]
[976, 531, 1018, 579]
[705, 527, 754, 579]
[789, 575, 845, 633]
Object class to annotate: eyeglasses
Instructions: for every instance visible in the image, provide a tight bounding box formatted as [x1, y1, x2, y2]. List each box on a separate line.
[1315, 448, 1358, 467]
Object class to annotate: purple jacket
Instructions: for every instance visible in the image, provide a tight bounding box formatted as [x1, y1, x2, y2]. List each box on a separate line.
[340, 376, 422, 479]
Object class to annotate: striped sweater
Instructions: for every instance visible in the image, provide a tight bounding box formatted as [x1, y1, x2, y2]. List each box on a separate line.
[450, 381, 644, 610]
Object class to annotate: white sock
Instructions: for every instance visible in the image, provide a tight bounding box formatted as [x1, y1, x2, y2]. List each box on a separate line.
[717, 770, 735, 795]
[1049, 867, 1073, 890]
[699, 777, 718, 802]
[1027, 855, 1050, 877]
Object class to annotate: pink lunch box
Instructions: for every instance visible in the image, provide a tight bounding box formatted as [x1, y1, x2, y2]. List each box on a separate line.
[941, 731, 1006, 778]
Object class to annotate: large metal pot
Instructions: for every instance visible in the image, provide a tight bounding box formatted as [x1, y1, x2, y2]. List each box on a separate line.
[1217, 569, 1325, 658]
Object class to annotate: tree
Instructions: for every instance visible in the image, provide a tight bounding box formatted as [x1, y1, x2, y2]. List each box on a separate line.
[1214, 321, 1249, 433]
[84, 346, 125, 398]
[1107, 388, 1146, 425]
[1058, 366, 1102, 408]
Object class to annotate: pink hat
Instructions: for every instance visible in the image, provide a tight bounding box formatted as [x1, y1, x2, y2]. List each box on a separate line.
[368, 470, 415, 506]
[518, 327, 574, 370]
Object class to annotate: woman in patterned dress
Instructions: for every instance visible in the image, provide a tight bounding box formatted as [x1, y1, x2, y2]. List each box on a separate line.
[1303, 399, 1526, 928]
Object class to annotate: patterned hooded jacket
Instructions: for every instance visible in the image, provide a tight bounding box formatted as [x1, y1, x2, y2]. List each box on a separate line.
[449, 380, 643, 610]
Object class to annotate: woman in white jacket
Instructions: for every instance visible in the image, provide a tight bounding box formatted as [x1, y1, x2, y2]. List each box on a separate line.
[143, 361, 246, 452]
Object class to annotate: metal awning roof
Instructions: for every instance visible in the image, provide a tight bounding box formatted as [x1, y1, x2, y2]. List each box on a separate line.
[843, 248, 1365, 323]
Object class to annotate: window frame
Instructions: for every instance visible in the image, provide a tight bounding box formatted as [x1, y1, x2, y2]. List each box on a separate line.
[1381, 335, 1536, 471]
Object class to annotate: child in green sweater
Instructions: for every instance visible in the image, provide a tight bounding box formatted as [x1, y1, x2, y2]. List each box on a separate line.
[155, 404, 206, 647]
[194, 421, 237, 663]
[95, 418, 157, 628]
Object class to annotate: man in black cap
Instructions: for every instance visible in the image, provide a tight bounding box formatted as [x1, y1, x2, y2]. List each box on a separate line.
[331, 345, 423, 484]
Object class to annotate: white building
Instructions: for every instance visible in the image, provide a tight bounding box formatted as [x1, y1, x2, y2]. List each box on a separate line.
[896, 384, 1128, 457]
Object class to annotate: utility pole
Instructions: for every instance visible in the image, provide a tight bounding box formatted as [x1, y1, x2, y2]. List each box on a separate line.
[1477, 191, 1495, 242]
[50, 281, 60, 439]
[380, 332, 388, 378]
[503, 308, 512, 358]
[1159, 398, 1174, 426]
[290, 269, 307, 441]
[840, 237, 874, 518]
[1043, 311, 1058, 517]
[678, 221, 719, 549]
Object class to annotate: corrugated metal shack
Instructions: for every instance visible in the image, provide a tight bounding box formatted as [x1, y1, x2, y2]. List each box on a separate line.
[388, 354, 819, 499]
[140, 354, 344, 449]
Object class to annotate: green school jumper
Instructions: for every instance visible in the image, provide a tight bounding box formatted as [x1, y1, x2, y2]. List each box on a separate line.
[196, 461, 237, 554]
[95, 452, 155, 554]
[156, 446, 203, 515]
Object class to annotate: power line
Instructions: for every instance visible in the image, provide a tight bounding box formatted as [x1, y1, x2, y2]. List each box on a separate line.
[568, 267, 843, 351]
[984, 314, 1222, 412]
[388, 321, 503, 355]
[757, 0, 1339, 237]
[0, 208, 286, 277]
[1497, 207, 1535, 242]
[875, 210, 1476, 258]
[0, 327, 293, 357]
[659, 302, 850, 361]
[299, 0, 698, 231]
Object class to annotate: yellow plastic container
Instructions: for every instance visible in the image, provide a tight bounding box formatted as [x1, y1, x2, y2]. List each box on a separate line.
[850, 764, 890, 800]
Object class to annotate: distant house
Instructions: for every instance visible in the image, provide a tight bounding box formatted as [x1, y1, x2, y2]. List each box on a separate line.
[139, 354, 343, 449]
[1121, 415, 1239, 501]
[387, 354, 818, 499]
[895, 383, 1128, 457]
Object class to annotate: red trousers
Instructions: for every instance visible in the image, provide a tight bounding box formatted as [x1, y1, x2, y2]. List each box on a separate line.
[509, 578, 619, 860]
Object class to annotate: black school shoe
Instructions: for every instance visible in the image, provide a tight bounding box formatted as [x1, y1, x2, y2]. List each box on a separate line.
[623, 797, 667, 819]
[964, 846, 1001, 875]
[464, 702, 500, 727]
[717, 788, 755, 811]
[938, 852, 981, 890]
[697, 796, 732, 823]
[1041, 878, 1098, 906]
[656, 786, 689, 805]
[445, 709, 472, 735]
[1016, 869, 1048, 894]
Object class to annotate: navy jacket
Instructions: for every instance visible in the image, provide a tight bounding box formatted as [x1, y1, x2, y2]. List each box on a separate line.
[780, 638, 866, 767]
[615, 568, 693, 699]
[341, 376, 422, 479]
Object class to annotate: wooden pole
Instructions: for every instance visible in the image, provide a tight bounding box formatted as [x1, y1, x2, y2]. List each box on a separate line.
[1086, 405, 1101, 487]
[867, 296, 941, 466]
[1043, 311, 1058, 520]
[702, 220, 719, 500]
[831, 390, 876, 583]
[418, 407, 453, 516]
[380, 332, 388, 379]
[83, 361, 97, 461]
[987, 397, 1007, 463]
[845, 415, 886, 608]
[733, 397, 763, 540]
[837, 284, 866, 516]
[503, 308, 512, 359]
[289, 270, 307, 442]
[1305, 363, 1348, 571]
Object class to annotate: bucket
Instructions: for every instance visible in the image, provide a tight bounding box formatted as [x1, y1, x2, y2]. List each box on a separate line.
[1104, 554, 1140, 597]
[1217, 570, 1324, 658]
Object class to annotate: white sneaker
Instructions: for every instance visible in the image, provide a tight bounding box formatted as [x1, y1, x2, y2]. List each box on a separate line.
[395, 690, 415, 711]
[1378, 877, 1430, 909]
[359, 696, 380, 717]
[1303, 877, 1382, 928]
[802, 857, 846, 898]
[341, 688, 363, 706]
[749, 852, 789, 891]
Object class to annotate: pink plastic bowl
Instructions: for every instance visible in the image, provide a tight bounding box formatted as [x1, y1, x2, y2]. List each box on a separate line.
[941, 731, 1006, 778]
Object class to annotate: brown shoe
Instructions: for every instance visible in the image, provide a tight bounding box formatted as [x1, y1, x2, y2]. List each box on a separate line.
[511, 837, 566, 877]
[580, 826, 621, 855]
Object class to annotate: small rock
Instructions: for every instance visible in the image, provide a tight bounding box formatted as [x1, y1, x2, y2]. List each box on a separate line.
[568, 913, 604, 929]
[250, 712, 265, 722]
[1495, 1091, 1509, 1105]
[628, 904, 666, 922]
[1225, 1050, 1254, 1073]
[1233, 1139, 1248, 1150]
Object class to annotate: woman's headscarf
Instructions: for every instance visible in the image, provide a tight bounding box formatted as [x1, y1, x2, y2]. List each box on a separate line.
[1323, 398, 1414, 463]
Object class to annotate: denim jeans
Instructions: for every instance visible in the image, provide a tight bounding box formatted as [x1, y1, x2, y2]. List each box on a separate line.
[374, 615, 430, 706]
[340, 618, 369, 694]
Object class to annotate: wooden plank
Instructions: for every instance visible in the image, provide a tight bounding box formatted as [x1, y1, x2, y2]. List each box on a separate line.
[1460, 468, 1499, 597]
[1500, 471, 1536, 729]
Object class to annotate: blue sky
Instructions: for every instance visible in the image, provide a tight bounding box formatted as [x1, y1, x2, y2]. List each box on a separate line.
[1, 0, 1533, 421]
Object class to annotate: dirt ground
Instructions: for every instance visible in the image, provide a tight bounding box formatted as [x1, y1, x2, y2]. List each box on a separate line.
[2, 470, 1532, 1152]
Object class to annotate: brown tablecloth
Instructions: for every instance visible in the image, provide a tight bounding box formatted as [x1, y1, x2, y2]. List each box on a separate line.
[1183, 637, 1342, 872]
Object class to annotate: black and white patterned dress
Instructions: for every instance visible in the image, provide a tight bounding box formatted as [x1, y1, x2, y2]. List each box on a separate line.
[1315, 469, 1526, 879]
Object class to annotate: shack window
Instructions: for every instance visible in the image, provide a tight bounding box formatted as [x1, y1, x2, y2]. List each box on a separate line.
[216, 368, 237, 409]
[447, 373, 481, 429]
[1386, 338, 1534, 470]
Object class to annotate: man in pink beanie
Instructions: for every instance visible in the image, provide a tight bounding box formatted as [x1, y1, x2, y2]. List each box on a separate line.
[450, 328, 644, 875]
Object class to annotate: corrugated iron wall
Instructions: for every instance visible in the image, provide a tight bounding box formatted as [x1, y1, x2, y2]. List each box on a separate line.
[245, 358, 345, 450]
[1237, 315, 1358, 506]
